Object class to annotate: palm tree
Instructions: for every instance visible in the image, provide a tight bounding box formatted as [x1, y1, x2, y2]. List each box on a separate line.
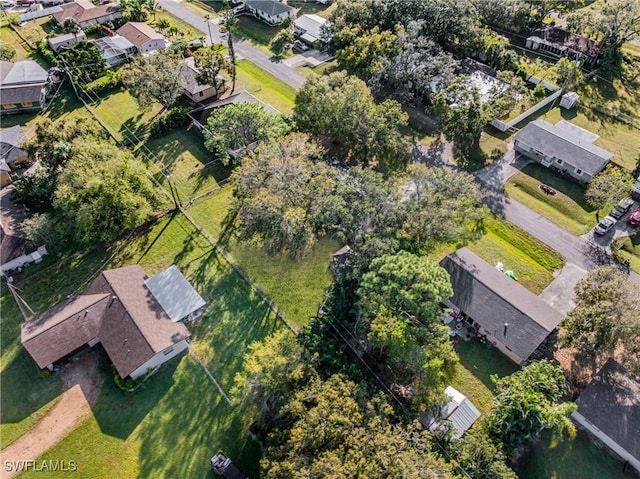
[222, 2, 237, 94]
[146, 0, 158, 20]
[61, 18, 81, 41]
[156, 17, 171, 32]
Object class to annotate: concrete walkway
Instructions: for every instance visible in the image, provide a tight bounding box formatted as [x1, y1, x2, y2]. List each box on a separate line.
[158, 0, 306, 90]
[539, 263, 587, 314]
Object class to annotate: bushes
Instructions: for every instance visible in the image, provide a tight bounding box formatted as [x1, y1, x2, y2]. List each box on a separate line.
[84, 70, 122, 95]
[149, 106, 189, 137]
[36, 40, 58, 67]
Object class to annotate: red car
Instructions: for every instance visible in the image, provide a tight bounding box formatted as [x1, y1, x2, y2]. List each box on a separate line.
[627, 208, 640, 227]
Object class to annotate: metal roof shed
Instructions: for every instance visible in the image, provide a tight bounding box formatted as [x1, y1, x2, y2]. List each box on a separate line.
[145, 265, 207, 322]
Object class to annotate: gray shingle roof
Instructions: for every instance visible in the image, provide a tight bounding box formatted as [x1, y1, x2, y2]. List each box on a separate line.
[189, 90, 280, 126]
[0, 60, 48, 85]
[575, 358, 640, 462]
[515, 120, 613, 176]
[440, 248, 563, 362]
[0, 125, 28, 164]
[145, 265, 206, 322]
[245, 0, 294, 16]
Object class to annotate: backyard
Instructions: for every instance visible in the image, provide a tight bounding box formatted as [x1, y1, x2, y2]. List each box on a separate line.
[505, 163, 596, 236]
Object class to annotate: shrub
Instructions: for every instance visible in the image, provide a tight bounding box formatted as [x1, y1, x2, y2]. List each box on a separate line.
[85, 70, 122, 95]
[149, 106, 189, 137]
[36, 40, 58, 67]
[113, 366, 135, 390]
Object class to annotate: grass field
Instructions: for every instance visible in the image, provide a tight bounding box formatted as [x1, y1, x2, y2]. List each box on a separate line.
[613, 233, 640, 274]
[467, 215, 565, 294]
[234, 59, 297, 113]
[450, 339, 519, 416]
[187, 186, 338, 328]
[150, 12, 203, 41]
[505, 163, 596, 235]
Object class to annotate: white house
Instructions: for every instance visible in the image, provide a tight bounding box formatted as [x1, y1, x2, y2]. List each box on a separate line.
[52, 0, 122, 30]
[92, 35, 136, 68]
[47, 31, 87, 53]
[180, 56, 224, 103]
[572, 359, 640, 474]
[294, 14, 330, 47]
[420, 386, 481, 439]
[116, 22, 168, 54]
[514, 119, 613, 182]
[243, 0, 294, 26]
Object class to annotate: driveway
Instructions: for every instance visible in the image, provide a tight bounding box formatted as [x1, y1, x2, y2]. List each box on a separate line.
[158, 0, 306, 90]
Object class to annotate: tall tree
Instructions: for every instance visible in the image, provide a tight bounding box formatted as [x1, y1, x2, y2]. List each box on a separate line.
[230, 134, 337, 258]
[559, 266, 640, 374]
[222, 1, 237, 94]
[450, 427, 517, 479]
[402, 164, 486, 246]
[119, 50, 186, 111]
[60, 18, 81, 40]
[59, 41, 105, 82]
[486, 360, 576, 453]
[294, 71, 410, 173]
[203, 101, 289, 166]
[193, 46, 229, 95]
[585, 165, 635, 215]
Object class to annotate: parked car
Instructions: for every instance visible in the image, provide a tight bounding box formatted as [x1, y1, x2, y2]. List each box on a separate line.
[627, 208, 640, 227]
[609, 198, 634, 219]
[594, 216, 616, 235]
[209, 451, 248, 479]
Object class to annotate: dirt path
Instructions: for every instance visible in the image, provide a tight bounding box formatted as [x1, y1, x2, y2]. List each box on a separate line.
[0, 351, 103, 479]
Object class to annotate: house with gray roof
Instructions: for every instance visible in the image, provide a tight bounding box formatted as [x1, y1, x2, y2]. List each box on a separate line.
[0, 125, 29, 187]
[243, 0, 294, 26]
[92, 35, 136, 68]
[21, 264, 204, 380]
[440, 248, 564, 365]
[144, 265, 207, 322]
[514, 119, 614, 182]
[294, 14, 330, 47]
[47, 31, 87, 53]
[188, 90, 280, 131]
[180, 56, 224, 103]
[0, 60, 49, 114]
[572, 358, 640, 473]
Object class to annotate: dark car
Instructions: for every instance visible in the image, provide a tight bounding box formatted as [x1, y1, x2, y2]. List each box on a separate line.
[627, 208, 640, 227]
[210, 451, 248, 479]
[609, 198, 634, 219]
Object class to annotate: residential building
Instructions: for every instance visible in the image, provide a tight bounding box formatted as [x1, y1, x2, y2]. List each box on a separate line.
[188, 90, 280, 131]
[21, 265, 206, 380]
[440, 248, 563, 365]
[92, 35, 136, 68]
[19, 6, 63, 23]
[144, 265, 207, 322]
[514, 119, 614, 182]
[526, 26, 601, 67]
[180, 56, 224, 103]
[420, 386, 481, 439]
[47, 31, 88, 53]
[0, 125, 29, 174]
[294, 14, 330, 47]
[52, 0, 122, 29]
[572, 358, 640, 473]
[0, 60, 49, 114]
[243, 0, 294, 26]
[116, 22, 168, 54]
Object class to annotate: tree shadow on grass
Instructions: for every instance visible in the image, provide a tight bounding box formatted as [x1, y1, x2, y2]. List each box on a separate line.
[454, 339, 519, 392]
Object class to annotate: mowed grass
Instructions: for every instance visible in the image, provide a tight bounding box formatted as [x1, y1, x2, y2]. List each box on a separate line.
[505, 163, 596, 235]
[7, 213, 283, 478]
[467, 215, 565, 294]
[234, 15, 282, 48]
[450, 339, 519, 416]
[235, 59, 297, 114]
[614, 233, 640, 274]
[142, 126, 231, 199]
[149, 11, 203, 41]
[188, 186, 338, 328]
[519, 429, 633, 479]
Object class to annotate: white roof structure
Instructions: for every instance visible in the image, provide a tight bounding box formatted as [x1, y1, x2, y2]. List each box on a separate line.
[144, 265, 206, 322]
[294, 14, 329, 44]
[421, 386, 481, 439]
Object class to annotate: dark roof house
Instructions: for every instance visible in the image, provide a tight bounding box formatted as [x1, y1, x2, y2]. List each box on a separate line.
[21, 265, 197, 379]
[0, 60, 49, 114]
[440, 248, 563, 365]
[188, 90, 280, 130]
[527, 26, 601, 66]
[572, 358, 640, 473]
[243, 0, 294, 26]
[0, 125, 28, 165]
[514, 119, 613, 182]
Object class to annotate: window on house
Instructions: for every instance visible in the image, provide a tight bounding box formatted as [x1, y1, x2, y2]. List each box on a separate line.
[163, 347, 175, 356]
[199, 91, 204, 97]
[3, 104, 17, 109]
[21, 102, 33, 107]
[556, 159, 563, 165]
[575, 168, 583, 175]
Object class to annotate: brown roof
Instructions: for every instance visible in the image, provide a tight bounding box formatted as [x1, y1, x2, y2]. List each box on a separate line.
[21, 294, 109, 368]
[116, 22, 164, 49]
[53, 0, 121, 24]
[21, 265, 190, 377]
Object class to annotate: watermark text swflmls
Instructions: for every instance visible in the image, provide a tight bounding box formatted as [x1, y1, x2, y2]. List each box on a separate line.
[4, 460, 77, 473]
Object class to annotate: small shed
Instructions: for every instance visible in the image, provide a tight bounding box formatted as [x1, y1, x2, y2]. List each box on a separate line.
[420, 386, 481, 439]
[144, 265, 207, 322]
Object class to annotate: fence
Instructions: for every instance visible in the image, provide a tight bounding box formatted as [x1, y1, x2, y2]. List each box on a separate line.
[491, 89, 562, 132]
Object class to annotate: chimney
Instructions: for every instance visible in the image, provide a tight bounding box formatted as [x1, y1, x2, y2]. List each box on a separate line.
[503, 323, 509, 337]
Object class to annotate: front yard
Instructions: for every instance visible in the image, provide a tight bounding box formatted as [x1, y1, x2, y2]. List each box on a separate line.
[235, 59, 297, 113]
[505, 163, 596, 236]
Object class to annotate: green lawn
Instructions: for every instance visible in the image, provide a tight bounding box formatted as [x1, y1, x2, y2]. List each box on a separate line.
[235, 59, 297, 114]
[519, 430, 633, 479]
[141, 126, 231, 200]
[234, 15, 282, 48]
[613, 233, 640, 274]
[188, 186, 338, 328]
[467, 215, 565, 294]
[450, 339, 519, 417]
[505, 163, 596, 235]
[149, 12, 203, 41]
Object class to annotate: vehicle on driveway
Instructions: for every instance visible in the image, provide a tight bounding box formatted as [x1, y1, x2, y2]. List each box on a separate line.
[594, 216, 616, 235]
[210, 451, 248, 479]
[609, 198, 634, 219]
[627, 208, 640, 227]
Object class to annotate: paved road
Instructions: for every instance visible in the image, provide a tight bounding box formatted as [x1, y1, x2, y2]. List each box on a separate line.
[158, 0, 306, 89]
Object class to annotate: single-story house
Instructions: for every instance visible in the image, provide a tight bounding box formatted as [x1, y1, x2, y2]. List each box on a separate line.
[242, 0, 294, 26]
[52, 0, 122, 29]
[0, 60, 49, 115]
[19, 6, 63, 23]
[47, 31, 88, 53]
[116, 22, 168, 54]
[92, 35, 136, 68]
[440, 248, 564, 365]
[0, 125, 29, 170]
[294, 14, 330, 47]
[572, 358, 640, 473]
[526, 26, 601, 67]
[188, 90, 280, 131]
[180, 56, 224, 104]
[514, 119, 614, 182]
[21, 264, 206, 380]
[420, 386, 481, 439]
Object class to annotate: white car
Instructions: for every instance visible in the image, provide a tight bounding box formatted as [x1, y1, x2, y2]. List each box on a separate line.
[594, 216, 616, 235]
